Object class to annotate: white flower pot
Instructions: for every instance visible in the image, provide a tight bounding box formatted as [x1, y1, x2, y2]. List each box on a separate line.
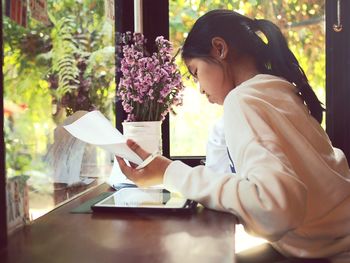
[122, 121, 162, 154]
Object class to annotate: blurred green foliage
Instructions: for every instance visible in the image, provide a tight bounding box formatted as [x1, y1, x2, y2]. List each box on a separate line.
[169, 0, 325, 156]
[3, 0, 326, 166]
[3, 0, 115, 176]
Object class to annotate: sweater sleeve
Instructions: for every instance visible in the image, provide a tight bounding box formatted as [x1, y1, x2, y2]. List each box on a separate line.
[163, 90, 308, 241]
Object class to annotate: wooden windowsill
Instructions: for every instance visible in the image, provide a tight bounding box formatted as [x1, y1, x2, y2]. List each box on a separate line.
[1, 183, 237, 263]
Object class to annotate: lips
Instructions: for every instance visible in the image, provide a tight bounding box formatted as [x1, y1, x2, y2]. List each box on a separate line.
[206, 94, 214, 103]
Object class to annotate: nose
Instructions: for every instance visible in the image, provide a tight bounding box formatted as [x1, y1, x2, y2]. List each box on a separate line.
[199, 86, 205, 94]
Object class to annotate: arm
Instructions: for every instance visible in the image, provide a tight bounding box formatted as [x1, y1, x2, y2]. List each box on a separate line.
[164, 92, 308, 241]
[164, 140, 307, 241]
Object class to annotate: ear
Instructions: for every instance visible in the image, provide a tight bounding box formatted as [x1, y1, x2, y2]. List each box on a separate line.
[211, 37, 228, 60]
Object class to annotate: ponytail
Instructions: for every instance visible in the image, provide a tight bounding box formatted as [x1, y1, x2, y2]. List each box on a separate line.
[182, 10, 324, 124]
[254, 19, 324, 123]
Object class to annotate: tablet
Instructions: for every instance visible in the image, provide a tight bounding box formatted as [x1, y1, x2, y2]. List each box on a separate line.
[91, 188, 197, 213]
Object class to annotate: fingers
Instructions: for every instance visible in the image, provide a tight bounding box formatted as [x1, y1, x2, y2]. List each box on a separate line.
[116, 155, 170, 188]
[116, 156, 139, 182]
[126, 139, 150, 160]
[116, 156, 146, 187]
[117, 139, 169, 188]
[116, 156, 132, 175]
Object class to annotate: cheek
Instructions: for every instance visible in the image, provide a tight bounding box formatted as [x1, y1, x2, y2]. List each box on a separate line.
[201, 66, 224, 86]
[207, 69, 226, 94]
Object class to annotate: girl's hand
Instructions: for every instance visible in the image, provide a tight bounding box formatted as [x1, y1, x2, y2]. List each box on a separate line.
[116, 139, 172, 187]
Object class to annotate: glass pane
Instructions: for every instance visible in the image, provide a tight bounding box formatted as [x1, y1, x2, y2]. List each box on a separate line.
[169, 0, 325, 156]
[4, 0, 115, 225]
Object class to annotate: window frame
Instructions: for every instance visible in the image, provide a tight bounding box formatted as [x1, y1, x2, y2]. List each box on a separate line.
[325, 0, 350, 160]
[115, 0, 202, 165]
[1, 0, 7, 250]
[166, 0, 350, 163]
[1, 0, 350, 252]
[116, 0, 350, 164]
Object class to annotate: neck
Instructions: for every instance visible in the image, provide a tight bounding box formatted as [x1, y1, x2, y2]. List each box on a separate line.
[230, 55, 261, 87]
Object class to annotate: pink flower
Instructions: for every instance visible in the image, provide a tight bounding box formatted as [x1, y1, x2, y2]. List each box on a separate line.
[117, 32, 185, 121]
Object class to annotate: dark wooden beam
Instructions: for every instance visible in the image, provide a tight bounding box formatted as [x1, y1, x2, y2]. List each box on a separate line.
[143, 0, 170, 158]
[0, 0, 8, 251]
[115, 0, 134, 133]
[326, 0, 350, 159]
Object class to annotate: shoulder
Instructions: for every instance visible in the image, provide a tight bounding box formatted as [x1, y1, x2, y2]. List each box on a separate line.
[222, 74, 301, 144]
[223, 74, 304, 125]
[224, 74, 295, 108]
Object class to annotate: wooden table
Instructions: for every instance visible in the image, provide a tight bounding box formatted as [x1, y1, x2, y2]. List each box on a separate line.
[1, 184, 237, 263]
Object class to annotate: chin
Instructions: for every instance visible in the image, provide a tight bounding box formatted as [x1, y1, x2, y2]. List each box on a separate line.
[208, 98, 222, 105]
[208, 98, 218, 105]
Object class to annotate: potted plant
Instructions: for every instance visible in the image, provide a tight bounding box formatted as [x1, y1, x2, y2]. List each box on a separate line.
[117, 32, 185, 153]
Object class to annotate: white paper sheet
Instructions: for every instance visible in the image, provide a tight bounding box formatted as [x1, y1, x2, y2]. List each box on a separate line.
[63, 111, 143, 165]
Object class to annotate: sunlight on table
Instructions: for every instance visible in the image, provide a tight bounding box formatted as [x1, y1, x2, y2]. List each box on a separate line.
[235, 224, 267, 253]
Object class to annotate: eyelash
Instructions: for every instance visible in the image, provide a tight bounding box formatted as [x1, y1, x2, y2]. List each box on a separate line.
[193, 76, 198, 83]
[186, 69, 198, 83]
[192, 70, 198, 83]
[193, 69, 198, 78]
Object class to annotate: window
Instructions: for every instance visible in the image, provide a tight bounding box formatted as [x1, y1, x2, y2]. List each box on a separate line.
[1, 0, 349, 250]
[3, 0, 115, 224]
[169, 0, 325, 158]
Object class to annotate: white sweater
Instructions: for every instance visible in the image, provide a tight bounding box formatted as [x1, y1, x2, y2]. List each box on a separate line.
[163, 74, 350, 261]
[205, 116, 232, 173]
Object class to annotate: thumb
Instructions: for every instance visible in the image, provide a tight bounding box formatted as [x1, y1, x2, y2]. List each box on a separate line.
[126, 139, 150, 160]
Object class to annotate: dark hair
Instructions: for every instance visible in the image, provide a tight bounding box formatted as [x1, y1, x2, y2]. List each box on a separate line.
[182, 9, 324, 123]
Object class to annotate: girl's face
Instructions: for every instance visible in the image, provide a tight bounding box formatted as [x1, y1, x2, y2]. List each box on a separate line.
[185, 58, 234, 105]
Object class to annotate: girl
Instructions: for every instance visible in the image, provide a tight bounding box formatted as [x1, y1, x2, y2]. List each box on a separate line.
[117, 9, 350, 263]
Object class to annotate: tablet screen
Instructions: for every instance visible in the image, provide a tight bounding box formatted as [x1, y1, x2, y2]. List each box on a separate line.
[94, 188, 188, 209]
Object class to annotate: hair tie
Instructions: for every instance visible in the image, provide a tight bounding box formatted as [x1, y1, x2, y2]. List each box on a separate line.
[253, 19, 268, 45]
